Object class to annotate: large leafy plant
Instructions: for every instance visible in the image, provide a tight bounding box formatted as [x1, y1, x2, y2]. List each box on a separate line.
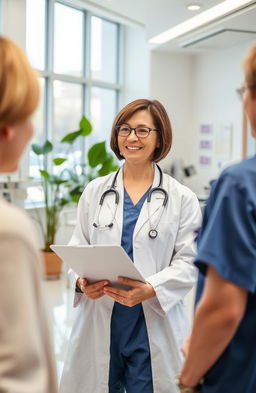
[32, 116, 118, 252]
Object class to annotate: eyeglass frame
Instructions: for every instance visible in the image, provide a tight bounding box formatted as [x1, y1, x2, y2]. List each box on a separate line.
[115, 125, 159, 138]
[236, 85, 256, 100]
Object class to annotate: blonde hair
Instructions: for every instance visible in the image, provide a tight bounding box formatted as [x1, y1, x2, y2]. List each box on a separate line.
[0, 36, 39, 129]
[243, 45, 256, 91]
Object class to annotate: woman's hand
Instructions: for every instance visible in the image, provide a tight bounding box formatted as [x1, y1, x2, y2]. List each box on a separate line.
[181, 335, 191, 358]
[103, 277, 156, 306]
[76, 278, 109, 300]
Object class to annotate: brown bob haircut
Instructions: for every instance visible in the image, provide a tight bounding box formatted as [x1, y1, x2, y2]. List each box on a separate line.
[110, 99, 172, 162]
[243, 45, 256, 99]
[0, 36, 39, 129]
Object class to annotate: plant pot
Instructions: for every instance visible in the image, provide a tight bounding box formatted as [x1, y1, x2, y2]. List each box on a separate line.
[42, 251, 62, 280]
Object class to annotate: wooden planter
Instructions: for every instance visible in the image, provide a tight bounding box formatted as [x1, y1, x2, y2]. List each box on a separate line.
[42, 251, 62, 280]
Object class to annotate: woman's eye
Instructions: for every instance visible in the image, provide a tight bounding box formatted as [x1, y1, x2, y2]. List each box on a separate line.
[137, 129, 148, 134]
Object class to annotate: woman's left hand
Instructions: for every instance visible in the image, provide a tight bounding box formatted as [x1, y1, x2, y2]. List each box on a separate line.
[103, 277, 156, 306]
[181, 335, 191, 358]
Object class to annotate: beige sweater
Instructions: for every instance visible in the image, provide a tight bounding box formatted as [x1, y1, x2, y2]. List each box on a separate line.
[0, 198, 57, 393]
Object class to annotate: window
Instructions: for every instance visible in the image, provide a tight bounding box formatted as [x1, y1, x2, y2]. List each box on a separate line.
[90, 16, 119, 83]
[54, 3, 83, 76]
[26, 0, 46, 70]
[90, 87, 117, 145]
[26, 0, 121, 184]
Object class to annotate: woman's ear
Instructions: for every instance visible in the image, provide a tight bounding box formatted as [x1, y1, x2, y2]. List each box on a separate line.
[0, 126, 14, 141]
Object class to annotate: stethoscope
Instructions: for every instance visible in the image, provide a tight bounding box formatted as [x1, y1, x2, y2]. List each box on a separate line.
[93, 164, 168, 239]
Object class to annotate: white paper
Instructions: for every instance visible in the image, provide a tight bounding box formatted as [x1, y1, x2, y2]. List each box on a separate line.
[50, 244, 146, 289]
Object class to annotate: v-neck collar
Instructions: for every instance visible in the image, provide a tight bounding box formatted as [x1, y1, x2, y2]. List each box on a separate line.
[124, 186, 151, 208]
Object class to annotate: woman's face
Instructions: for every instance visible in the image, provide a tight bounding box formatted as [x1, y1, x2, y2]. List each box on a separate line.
[0, 119, 34, 173]
[243, 85, 256, 137]
[117, 109, 159, 166]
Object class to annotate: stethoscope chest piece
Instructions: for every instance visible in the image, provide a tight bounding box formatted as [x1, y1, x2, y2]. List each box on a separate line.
[148, 229, 158, 239]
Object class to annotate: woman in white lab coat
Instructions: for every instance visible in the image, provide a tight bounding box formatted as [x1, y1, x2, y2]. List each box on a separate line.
[60, 99, 201, 393]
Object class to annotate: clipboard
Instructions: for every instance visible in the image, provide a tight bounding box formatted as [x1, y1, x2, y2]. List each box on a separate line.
[50, 244, 146, 289]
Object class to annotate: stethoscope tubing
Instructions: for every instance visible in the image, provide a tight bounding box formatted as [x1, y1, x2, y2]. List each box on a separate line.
[93, 164, 168, 237]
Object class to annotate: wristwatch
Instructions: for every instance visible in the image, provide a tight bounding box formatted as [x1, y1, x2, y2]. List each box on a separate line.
[176, 374, 203, 393]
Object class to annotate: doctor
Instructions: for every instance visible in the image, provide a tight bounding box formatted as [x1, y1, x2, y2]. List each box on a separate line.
[59, 99, 201, 393]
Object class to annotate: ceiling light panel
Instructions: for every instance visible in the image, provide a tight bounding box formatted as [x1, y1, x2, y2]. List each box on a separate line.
[149, 0, 255, 45]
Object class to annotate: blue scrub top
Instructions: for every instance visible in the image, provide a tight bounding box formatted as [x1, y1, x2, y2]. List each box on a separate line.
[195, 156, 256, 393]
[110, 187, 151, 363]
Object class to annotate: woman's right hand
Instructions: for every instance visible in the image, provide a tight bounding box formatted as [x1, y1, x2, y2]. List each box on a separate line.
[76, 278, 109, 300]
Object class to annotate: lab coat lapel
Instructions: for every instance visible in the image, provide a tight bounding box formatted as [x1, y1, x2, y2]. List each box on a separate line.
[134, 164, 164, 238]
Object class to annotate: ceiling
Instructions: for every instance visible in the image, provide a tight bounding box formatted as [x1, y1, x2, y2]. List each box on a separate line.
[80, 0, 256, 52]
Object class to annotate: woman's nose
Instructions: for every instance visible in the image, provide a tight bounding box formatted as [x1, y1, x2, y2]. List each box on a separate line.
[127, 129, 138, 140]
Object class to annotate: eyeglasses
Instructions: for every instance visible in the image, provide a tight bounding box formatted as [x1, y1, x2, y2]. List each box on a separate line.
[236, 86, 247, 100]
[236, 85, 256, 100]
[116, 125, 159, 138]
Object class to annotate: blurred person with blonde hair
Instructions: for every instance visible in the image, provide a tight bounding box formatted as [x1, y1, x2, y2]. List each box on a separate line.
[0, 36, 57, 393]
[177, 44, 256, 393]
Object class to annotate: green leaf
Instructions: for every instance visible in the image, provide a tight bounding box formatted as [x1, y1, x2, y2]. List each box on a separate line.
[70, 185, 83, 196]
[71, 194, 80, 203]
[88, 141, 107, 168]
[80, 116, 92, 136]
[98, 156, 113, 176]
[59, 198, 70, 206]
[32, 140, 53, 155]
[111, 164, 119, 172]
[39, 169, 50, 179]
[97, 155, 119, 176]
[61, 130, 82, 144]
[52, 157, 67, 165]
[49, 176, 68, 185]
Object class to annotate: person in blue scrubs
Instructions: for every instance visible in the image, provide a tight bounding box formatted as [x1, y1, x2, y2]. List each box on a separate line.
[177, 45, 256, 393]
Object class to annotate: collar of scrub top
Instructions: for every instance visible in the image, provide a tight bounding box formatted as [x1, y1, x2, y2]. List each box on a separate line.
[93, 163, 168, 239]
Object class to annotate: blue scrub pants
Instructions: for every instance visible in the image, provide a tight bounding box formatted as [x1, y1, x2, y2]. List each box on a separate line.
[108, 304, 153, 393]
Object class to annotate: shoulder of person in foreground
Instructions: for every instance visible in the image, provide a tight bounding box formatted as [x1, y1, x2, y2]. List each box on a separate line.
[207, 156, 256, 207]
[219, 156, 256, 185]
[0, 198, 39, 248]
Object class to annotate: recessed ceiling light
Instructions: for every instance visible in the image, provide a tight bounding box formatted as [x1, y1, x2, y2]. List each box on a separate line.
[187, 3, 201, 11]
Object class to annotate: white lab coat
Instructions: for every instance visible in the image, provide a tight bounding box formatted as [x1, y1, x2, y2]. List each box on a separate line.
[59, 164, 201, 393]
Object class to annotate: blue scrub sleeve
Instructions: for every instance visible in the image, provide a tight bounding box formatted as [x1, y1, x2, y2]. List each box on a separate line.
[195, 171, 256, 293]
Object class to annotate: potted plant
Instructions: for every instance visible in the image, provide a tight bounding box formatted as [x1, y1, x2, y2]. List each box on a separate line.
[32, 115, 118, 278]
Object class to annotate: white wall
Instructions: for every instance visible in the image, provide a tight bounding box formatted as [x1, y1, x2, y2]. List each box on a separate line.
[122, 25, 150, 105]
[150, 41, 255, 195]
[150, 51, 194, 174]
[2, 0, 26, 47]
[188, 42, 254, 195]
